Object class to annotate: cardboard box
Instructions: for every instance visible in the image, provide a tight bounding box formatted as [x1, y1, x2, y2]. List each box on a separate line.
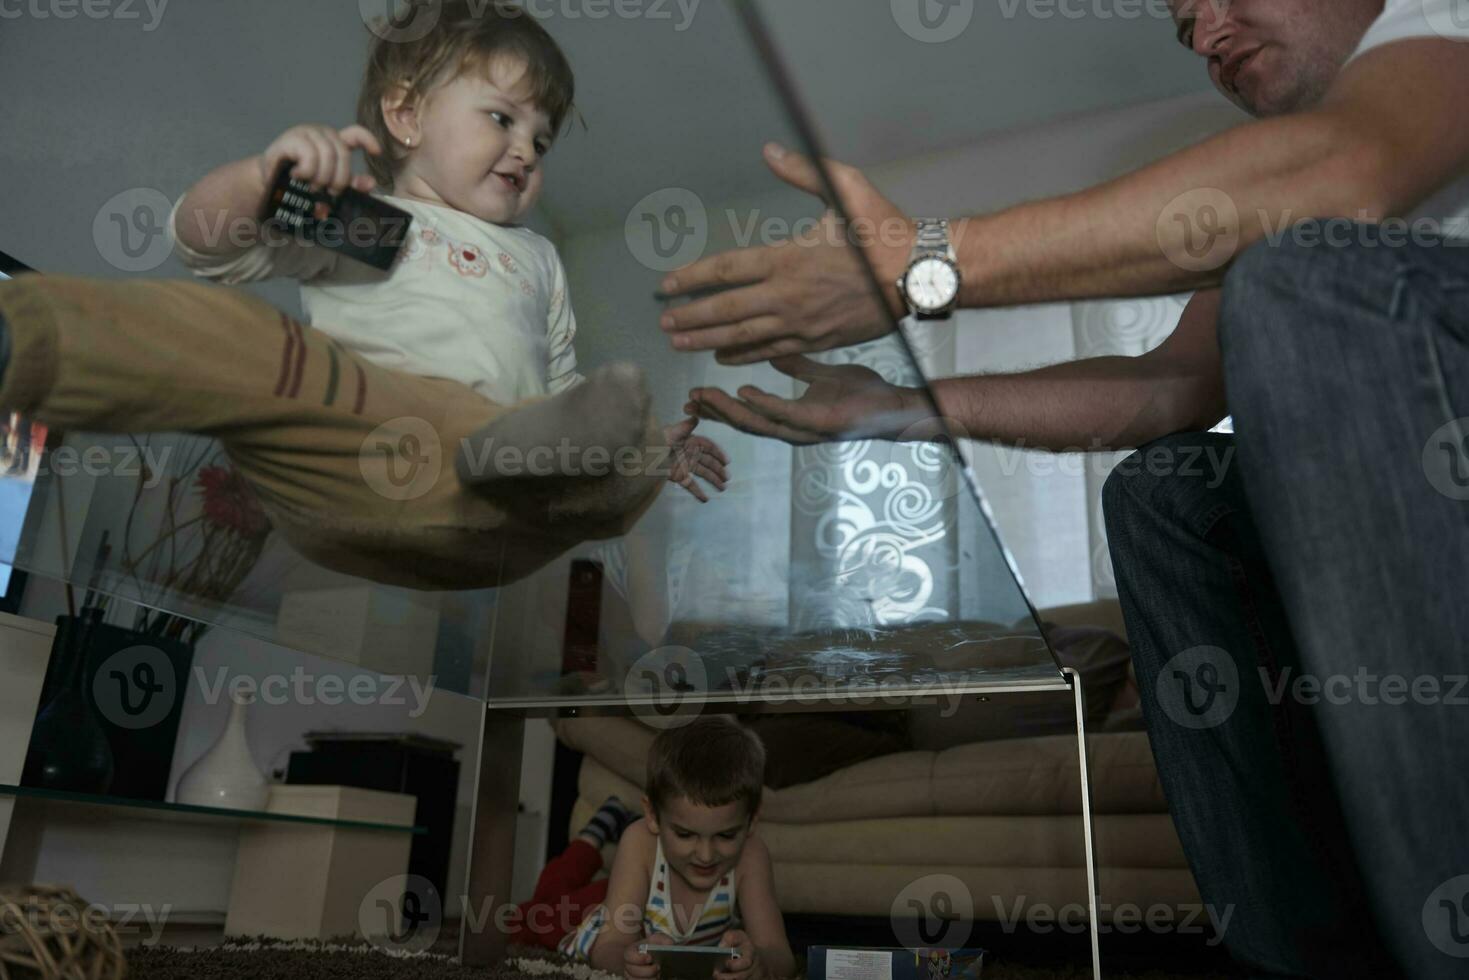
[807, 947, 986, 980]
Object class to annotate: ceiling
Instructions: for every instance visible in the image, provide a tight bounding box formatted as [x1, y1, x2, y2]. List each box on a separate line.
[534, 0, 1214, 231]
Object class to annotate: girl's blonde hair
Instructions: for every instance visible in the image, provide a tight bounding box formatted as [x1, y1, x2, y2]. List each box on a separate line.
[356, 0, 576, 189]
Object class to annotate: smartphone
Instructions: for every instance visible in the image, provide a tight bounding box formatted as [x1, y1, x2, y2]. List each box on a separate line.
[638, 944, 740, 980]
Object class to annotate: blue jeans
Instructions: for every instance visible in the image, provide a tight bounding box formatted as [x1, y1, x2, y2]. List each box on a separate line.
[1103, 226, 1469, 979]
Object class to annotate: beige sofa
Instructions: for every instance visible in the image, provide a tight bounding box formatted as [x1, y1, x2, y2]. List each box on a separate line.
[552, 600, 1200, 924]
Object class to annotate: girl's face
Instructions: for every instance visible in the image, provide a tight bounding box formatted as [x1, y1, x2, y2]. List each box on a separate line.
[387, 55, 553, 224]
[643, 794, 756, 892]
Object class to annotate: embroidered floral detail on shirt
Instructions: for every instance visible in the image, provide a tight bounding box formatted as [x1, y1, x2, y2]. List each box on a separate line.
[519, 278, 536, 297]
[498, 251, 519, 275]
[451, 243, 490, 278]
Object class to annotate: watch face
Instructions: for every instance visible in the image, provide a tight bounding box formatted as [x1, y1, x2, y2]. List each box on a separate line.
[904, 257, 959, 312]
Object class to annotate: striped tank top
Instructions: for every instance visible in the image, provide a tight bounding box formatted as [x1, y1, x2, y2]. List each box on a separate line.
[558, 836, 741, 960]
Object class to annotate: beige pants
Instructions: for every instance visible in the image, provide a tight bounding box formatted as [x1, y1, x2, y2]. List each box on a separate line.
[0, 274, 663, 590]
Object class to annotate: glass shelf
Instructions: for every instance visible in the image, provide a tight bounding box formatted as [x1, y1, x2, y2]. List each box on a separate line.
[0, 783, 426, 835]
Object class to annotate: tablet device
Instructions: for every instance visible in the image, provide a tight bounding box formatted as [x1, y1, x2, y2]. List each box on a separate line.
[638, 944, 740, 980]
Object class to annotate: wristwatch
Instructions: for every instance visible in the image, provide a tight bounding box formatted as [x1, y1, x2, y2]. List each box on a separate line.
[896, 218, 961, 320]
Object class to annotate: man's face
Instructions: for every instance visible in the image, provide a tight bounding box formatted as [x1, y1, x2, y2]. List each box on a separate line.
[1167, 0, 1383, 116]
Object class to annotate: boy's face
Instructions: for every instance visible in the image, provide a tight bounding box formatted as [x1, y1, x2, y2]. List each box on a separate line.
[394, 55, 553, 224]
[643, 794, 757, 891]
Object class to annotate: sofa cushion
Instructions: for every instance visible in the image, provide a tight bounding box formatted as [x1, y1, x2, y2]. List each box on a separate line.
[553, 716, 1167, 817]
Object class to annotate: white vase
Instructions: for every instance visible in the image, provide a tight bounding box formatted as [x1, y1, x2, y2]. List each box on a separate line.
[175, 693, 269, 811]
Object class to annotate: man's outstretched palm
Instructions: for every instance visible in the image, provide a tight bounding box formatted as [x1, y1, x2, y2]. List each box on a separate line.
[686, 355, 928, 445]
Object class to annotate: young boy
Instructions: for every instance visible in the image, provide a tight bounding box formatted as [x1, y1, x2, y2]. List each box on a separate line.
[512, 716, 795, 980]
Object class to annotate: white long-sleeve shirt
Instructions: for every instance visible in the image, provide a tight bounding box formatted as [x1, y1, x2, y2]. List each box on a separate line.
[167, 191, 584, 403]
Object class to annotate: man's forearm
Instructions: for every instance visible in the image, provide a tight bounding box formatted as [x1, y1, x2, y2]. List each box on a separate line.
[947, 109, 1383, 308]
[920, 354, 1225, 453]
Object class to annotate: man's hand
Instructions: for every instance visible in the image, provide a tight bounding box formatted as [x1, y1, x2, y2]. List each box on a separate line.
[686, 355, 930, 445]
[714, 930, 762, 980]
[624, 932, 673, 980]
[658, 143, 915, 366]
[662, 417, 730, 502]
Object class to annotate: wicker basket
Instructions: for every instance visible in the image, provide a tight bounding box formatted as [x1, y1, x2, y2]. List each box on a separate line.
[0, 885, 126, 980]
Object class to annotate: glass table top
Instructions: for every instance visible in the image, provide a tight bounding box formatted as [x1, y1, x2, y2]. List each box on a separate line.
[0, 0, 1065, 713]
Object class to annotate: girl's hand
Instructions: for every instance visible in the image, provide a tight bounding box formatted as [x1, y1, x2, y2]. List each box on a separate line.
[714, 930, 761, 980]
[259, 124, 382, 198]
[662, 417, 730, 503]
[624, 932, 673, 980]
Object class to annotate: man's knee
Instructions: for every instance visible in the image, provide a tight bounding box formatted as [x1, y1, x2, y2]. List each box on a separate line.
[1103, 432, 1238, 548]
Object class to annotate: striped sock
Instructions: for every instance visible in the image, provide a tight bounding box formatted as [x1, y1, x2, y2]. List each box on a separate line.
[579, 796, 636, 848]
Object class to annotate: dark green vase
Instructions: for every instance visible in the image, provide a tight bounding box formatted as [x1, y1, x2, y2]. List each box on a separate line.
[21, 608, 115, 795]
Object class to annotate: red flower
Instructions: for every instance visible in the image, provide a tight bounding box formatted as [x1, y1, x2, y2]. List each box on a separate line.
[196, 464, 270, 536]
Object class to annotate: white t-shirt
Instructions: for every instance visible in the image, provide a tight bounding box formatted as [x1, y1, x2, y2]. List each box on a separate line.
[1346, 0, 1469, 238]
[167, 192, 583, 403]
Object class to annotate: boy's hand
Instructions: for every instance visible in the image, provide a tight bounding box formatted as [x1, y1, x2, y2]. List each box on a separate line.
[714, 930, 761, 980]
[259, 124, 382, 198]
[663, 417, 729, 503]
[624, 932, 673, 980]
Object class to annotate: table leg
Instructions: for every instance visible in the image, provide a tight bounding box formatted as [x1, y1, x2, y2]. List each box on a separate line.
[459, 708, 525, 966]
[1064, 667, 1102, 980]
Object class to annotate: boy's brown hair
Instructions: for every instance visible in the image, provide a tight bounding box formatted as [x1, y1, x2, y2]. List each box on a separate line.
[356, 0, 576, 190]
[646, 716, 766, 822]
